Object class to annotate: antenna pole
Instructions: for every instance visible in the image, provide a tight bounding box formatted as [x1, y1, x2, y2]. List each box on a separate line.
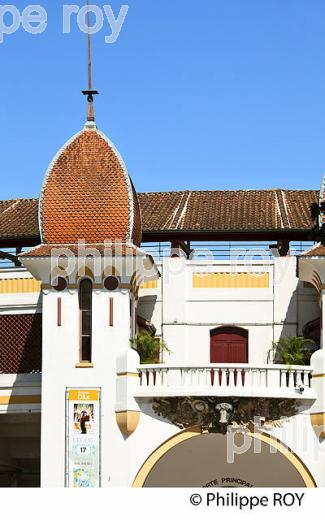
[82, 0, 99, 123]
[87, 0, 92, 91]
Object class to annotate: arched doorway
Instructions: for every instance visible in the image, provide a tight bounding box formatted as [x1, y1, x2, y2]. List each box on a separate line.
[210, 327, 248, 363]
[133, 431, 315, 488]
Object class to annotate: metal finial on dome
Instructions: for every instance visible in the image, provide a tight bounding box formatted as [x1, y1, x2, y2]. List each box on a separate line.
[82, 0, 99, 123]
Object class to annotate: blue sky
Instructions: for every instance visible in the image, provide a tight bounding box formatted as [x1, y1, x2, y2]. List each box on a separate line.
[2, 0, 325, 199]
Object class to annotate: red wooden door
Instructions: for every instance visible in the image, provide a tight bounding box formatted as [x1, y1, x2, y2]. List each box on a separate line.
[210, 327, 248, 363]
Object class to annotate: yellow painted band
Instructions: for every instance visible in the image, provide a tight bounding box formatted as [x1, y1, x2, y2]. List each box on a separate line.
[68, 389, 99, 401]
[192, 272, 269, 289]
[132, 429, 316, 488]
[310, 413, 325, 426]
[132, 429, 201, 487]
[141, 280, 158, 289]
[312, 374, 325, 378]
[0, 395, 41, 405]
[117, 372, 139, 377]
[249, 432, 316, 488]
[0, 278, 41, 294]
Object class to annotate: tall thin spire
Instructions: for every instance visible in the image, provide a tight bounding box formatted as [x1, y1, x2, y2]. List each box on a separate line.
[87, 0, 92, 92]
[82, 0, 99, 123]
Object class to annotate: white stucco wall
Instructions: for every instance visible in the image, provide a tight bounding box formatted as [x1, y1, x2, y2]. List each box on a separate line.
[138, 257, 320, 365]
[40, 288, 132, 487]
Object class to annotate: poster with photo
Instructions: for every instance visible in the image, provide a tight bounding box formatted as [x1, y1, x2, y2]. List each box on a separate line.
[73, 403, 94, 434]
[66, 389, 100, 488]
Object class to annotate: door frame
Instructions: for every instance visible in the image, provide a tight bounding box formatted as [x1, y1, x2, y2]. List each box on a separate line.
[209, 326, 249, 363]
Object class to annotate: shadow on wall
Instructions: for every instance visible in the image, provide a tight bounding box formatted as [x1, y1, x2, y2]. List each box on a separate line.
[278, 288, 299, 342]
[0, 413, 41, 487]
[0, 292, 42, 487]
[270, 283, 320, 362]
[137, 295, 157, 323]
[302, 317, 320, 346]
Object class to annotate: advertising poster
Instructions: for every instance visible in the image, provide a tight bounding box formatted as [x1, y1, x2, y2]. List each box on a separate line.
[66, 389, 101, 487]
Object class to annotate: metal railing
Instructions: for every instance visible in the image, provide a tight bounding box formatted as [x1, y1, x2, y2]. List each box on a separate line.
[0, 241, 315, 269]
[141, 241, 315, 261]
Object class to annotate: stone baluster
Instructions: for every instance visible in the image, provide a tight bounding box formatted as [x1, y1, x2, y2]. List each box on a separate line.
[288, 370, 295, 389]
[171, 368, 183, 387]
[295, 369, 303, 388]
[149, 369, 155, 386]
[251, 368, 257, 387]
[228, 368, 235, 387]
[237, 368, 244, 388]
[280, 369, 287, 388]
[247, 368, 252, 386]
[303, 370, 311, 388]
[260, 368, 267, 388]
[161, 368, 168, 387]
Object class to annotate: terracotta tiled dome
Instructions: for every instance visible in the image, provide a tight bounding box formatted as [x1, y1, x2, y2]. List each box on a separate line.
[39, 125, 142, 246]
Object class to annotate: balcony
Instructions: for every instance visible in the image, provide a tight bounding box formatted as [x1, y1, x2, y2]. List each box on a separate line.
[136, 363, 315, 400]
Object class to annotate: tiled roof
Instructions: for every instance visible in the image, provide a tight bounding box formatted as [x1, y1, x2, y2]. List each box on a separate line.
[40, 127, 141, 246]
[138, 189, 318, 232]
[0, 189, 319, 244]
[0, 198, 39, 240]
[20, 242, 144, 258]
[301, 243, 325, 256]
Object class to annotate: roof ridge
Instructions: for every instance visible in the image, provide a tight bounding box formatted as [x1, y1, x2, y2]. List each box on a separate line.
[138, 188, 318, 196]
[166, 192, 188, 229]
[138, 190, 188, 196]
[0, 197, 38, 203]
[175, 192, 192, 229]
[280, 190, 291, 229]
[274, 190, 284, 229]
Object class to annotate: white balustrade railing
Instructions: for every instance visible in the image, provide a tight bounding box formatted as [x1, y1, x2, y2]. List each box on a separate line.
[136, 364, 315, 399]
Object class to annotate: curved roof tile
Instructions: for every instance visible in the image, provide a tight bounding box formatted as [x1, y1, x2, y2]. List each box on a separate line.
[39, 126, 141, 246]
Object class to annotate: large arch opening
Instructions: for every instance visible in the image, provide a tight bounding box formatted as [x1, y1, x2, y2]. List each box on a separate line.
[134, 431, 315, 488]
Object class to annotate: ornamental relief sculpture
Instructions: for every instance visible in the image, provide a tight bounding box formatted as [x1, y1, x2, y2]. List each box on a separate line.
[152, 397, 298, 433]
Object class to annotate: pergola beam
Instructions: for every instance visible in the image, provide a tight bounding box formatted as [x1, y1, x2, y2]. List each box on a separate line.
[0, 250, 21, 267]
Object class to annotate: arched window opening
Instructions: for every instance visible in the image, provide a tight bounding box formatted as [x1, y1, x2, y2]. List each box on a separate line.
[210, 327, 248, 364]
[79, 279, 92, 362]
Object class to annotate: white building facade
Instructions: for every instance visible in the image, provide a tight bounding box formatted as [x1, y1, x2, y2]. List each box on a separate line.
[0, 112, 325, 488]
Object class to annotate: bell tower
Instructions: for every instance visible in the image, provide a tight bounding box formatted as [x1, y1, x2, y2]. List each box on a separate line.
[20, 1, 158, 486]
[20, 125, 158, 487]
